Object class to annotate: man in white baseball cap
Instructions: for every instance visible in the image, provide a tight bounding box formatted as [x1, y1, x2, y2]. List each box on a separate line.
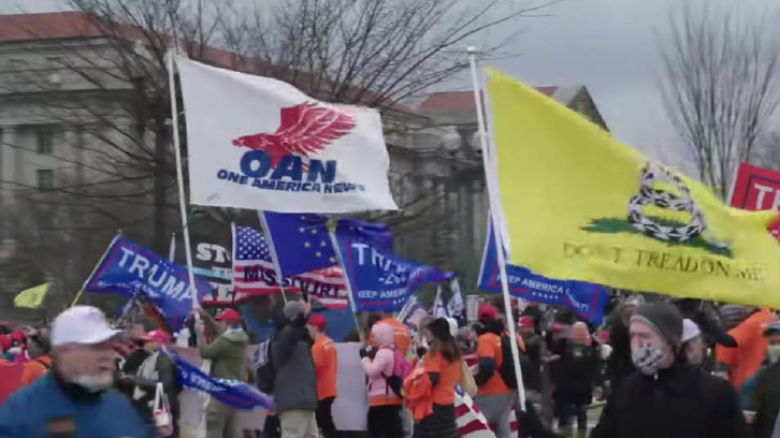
[0, 306, 153, 437]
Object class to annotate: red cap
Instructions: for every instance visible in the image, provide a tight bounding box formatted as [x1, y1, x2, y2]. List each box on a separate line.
[518, 317, 534, 329]
[10, 331, 25, 343]
[142, 330, 171, 344]
[215, 309, 241, 322]
[307, 314, 327, 331]
[0, 335, 10, 350]
[551, 323, 567, 333]
[478, 304, 497, 322]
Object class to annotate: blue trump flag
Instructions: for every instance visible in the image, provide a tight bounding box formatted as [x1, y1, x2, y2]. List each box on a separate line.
[170, 350, 273, 410]
[83, 235, 212, 331]
[260, 212, 337, 278]
[335, 218, 394, 251]
[334, 223, 449, 312]
[478, 226, 609, 325]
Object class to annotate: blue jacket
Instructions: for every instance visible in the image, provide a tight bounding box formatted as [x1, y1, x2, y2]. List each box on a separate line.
[0, 373, 153, 438]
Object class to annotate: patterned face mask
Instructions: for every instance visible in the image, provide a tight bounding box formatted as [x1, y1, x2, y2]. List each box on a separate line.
[631, 342, 665, 376]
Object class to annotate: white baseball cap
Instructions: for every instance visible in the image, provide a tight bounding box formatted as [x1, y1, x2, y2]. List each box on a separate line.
[682, 319, 701, 343]
[52, 306, 121, 347]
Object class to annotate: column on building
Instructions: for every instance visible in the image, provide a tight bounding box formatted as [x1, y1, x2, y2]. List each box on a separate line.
[0, 125, 19, 243]
[0, 125, 17, 206]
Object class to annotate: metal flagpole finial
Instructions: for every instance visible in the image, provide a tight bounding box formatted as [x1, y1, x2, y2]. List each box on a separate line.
[467, 46, 478, 57]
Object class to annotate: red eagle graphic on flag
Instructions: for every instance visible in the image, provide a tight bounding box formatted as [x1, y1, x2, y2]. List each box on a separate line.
[232, 102, 356, 168]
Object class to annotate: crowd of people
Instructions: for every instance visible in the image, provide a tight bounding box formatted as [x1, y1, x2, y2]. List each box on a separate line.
[0, 294, 779, 438]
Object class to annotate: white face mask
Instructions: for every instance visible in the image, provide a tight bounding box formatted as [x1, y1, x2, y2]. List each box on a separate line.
[8, 347, 22, 355]
[68, 374, 114, 393]
[767, 345, 780, 364]
[631, 342, 665, 376]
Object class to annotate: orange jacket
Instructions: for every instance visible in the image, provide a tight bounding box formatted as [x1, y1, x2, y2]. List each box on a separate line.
[20, 359, 48, 387]
[716, 308, 776, 388]
[403, 366, 434, 422]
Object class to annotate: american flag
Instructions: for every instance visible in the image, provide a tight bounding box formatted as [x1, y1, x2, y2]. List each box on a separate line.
[232, 225, 347, 307]
[456, 389, 496, 438]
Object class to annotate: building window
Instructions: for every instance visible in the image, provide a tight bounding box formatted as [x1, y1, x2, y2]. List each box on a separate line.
[46, 56, 61, 69]
[36, 128, 54, 154]
[8, 58, 23, 71]
[37, 169, 54, 191]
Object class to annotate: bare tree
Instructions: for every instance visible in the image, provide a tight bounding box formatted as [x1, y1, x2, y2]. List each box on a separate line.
[660, 5, 780, 199]
[228, 0, 562, 106]
[4, 0, 245, 253]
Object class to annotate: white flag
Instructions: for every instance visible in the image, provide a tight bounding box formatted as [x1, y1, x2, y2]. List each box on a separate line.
[175, 57, 398, 213]
[433, 286, 449, 318]
[447, 277, 465, 318]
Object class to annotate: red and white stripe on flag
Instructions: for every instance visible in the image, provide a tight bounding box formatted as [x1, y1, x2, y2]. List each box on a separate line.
[455, 391, 496, 438]
[459, 352, 518, 434]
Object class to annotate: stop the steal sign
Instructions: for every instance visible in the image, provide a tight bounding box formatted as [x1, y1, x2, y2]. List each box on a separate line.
[730, 163, 780, 210]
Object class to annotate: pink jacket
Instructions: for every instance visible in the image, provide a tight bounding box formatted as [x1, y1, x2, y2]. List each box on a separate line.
[362, 323, 399, 403]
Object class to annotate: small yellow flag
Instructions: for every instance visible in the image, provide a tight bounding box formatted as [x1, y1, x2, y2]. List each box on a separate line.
[486, 69, 780, 308]
[14, 283, 50, 309]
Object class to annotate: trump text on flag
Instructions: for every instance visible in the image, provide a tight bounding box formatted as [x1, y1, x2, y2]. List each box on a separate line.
[349, 242, 416, 301]
[730, 163, 780, 211]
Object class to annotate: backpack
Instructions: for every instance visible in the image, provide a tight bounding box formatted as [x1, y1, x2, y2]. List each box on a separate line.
[498, 335, 518, 389]
[255, 338, 275, 394]
[383, 349, 411, 397]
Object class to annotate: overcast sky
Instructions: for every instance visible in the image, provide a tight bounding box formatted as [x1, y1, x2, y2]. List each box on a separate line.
[2, 0, 778, 177]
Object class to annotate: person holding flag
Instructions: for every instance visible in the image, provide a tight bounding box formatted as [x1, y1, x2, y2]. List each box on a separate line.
[473, 304, 515, 438]
[271, 301, 319, 438]
[195, 308, 249, 438]
[126, 330, 181, 437]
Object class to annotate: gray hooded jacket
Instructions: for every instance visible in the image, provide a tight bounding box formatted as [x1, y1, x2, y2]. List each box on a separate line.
[271, 315, 318, 413]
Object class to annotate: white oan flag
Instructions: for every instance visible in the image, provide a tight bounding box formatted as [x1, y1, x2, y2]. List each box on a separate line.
[175, 57, 398, 213]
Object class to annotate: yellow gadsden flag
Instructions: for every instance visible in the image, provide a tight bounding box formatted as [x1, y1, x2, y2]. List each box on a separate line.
[14, 283, 50, 309]
[486, 69, 780, 308]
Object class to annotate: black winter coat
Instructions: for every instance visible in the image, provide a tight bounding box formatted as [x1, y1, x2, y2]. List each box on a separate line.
[590, 362, 746, 438]
[521, 334, 545, 392]
[605, 320, 633, 392]
[750, 361, 780, 438]
[550, 342, 600, 402]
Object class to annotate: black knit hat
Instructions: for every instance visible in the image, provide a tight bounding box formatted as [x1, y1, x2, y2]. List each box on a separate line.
[630, 302, 684, 348]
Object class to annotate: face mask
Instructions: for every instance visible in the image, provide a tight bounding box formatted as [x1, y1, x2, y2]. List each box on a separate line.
[767, 345, 780, 364]
[68, 374, 114, 393]
[8, 347, 22, 355]
[631, 342, 665, 376]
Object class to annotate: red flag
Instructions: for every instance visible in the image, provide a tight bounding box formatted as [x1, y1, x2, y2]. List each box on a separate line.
[0, 360, 25, 405]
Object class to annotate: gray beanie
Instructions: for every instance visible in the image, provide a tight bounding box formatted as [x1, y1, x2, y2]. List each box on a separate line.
[283, 301, 304, 320]
[630, 302, 684, 348]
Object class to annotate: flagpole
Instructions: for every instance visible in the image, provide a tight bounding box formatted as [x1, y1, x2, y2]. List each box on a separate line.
[167, 49, 199, 312]
[168, 232, 176, 262]
[468, 46, 526, 410]
[328, 227, 365, 343]
[433, 285, 444, 317]
[258, 212, 289, 304]
[72, 232, 122, 307]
